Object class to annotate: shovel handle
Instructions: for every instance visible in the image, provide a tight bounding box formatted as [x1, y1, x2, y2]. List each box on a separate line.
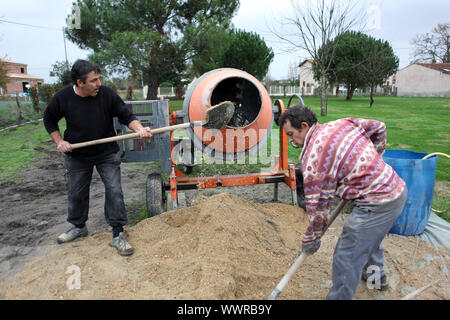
[70, 121, 202, 150]
[268, 252, 309, 300]
[267, 199, 347, 300]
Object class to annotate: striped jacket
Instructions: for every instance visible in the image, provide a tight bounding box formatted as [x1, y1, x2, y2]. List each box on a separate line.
[299, 118, 406, 246]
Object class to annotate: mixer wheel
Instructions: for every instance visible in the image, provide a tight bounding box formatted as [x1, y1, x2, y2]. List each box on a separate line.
[146, 173, 166, 217]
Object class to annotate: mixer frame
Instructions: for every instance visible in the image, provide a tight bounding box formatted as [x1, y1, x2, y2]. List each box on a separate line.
[163, 99, 299, 211]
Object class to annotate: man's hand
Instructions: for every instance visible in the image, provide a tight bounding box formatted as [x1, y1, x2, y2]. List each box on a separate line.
[50, 131, 72, 153]
[128, 120, 152, 140]
[56, 141, 72, 153]
[137, 126, 152, 140]
[301, 239, 321, 255]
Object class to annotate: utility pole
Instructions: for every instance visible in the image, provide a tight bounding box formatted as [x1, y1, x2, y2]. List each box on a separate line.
[62, 27, 69, 64]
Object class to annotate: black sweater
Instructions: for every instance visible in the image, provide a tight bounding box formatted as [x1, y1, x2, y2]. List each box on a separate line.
[44, 85, 137, 160]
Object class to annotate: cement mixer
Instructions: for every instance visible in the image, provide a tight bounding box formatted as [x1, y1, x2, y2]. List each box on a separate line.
[182, 68, 274, 161]
[116, 68, 305, 216]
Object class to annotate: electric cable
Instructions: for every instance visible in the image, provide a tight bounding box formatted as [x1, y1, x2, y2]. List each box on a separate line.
[422, 152, 450, 214]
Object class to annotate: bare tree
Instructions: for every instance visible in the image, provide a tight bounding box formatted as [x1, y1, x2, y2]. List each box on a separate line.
[287, 59, 300, 86]
[411, 23, 450, 63]
[271, 0, 365, 115]
[263, 72, 276, 87]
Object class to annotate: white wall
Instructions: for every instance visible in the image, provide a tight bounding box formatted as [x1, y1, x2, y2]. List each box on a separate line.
[396, 64, 450, 98]
[298, 61, 319, 96]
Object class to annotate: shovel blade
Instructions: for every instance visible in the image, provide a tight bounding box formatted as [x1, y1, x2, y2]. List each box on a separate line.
[203, 101, 235, 130]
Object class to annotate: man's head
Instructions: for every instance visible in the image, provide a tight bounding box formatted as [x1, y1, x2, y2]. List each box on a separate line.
[71, 59, 101, 97]
[279, 104, 318, 148]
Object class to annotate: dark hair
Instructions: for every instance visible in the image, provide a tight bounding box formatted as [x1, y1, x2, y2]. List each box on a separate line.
[279, 104, 318, 130]
[71, 59, 101, 86]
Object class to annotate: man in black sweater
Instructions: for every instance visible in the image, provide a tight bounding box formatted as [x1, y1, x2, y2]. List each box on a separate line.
[44, 59, 152, 256]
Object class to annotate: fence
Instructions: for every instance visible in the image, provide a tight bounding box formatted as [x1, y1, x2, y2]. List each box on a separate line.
[158, 87, 177, 97]
[154, 86, 304, 98]
[140, 84, 398, 100]
[267, 86, 302, 96]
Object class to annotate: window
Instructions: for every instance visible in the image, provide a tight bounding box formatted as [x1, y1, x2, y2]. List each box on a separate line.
[20, 67, 25, 73]
[22, 81, 29, 92]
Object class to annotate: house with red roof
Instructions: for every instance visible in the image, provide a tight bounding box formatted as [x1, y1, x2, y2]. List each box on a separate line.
[395, 63, 450, 97]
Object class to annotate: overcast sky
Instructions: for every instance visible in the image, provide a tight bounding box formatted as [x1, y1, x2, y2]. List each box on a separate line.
[1, 0, 449, 84]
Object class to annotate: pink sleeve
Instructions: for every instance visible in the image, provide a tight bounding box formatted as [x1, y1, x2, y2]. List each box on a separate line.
[352, 118, 386, 155]
[301, 166, 336, 246]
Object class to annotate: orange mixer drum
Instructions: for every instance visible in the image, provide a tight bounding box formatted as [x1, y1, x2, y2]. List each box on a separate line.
[182, 68, 274, 160]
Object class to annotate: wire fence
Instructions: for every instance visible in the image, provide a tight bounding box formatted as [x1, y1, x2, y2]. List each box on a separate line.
[153, 85, 397, 98]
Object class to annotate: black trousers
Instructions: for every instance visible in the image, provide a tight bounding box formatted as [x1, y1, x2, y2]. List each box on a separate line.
[63, 152, 128, 229]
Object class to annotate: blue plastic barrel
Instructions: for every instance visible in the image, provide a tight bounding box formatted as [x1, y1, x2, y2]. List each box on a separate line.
[383, 150, 438, 236]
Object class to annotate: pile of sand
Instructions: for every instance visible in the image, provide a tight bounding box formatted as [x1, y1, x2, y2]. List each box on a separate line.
[0, 193, 448, 300]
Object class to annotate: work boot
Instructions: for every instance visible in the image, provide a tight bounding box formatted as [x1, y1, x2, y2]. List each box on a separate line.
[361, 271, 389, 291]
[109, 232, 134, 256]
[57, 225, 88, 244]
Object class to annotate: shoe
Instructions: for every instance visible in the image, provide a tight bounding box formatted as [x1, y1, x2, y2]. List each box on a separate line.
[109, 232, 134, 256]
[361, 271, 389, 291]
[57, 225, 88, 244]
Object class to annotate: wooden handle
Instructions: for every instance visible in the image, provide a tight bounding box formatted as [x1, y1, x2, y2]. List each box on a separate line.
[267, 199, 347, 300]
[70, 121, 202, 150]
[267, 252, 309, 300]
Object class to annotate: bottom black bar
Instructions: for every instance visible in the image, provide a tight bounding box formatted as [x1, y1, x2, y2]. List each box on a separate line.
[0, 300, 445, 319]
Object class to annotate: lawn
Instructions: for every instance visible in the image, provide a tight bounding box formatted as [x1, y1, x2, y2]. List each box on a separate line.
[0, 101, 43, 125]
[279, 96, 450, 182]
[0, 120, 53, 180]
[0, 95, 448, 219]
[169, 96, 450, 181]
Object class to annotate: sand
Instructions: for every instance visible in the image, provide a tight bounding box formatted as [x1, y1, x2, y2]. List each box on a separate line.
[0, 193, 448, 300]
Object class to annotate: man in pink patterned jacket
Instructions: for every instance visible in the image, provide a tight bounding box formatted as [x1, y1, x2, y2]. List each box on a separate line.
[279, 105, 407, 300]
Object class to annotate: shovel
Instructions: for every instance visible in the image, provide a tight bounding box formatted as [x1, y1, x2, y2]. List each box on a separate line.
[70, 101, 235, 150]
[267, 199, 347, 300]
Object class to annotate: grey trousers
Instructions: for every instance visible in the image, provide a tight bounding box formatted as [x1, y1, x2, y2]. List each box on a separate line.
[326, 187, 408, 300]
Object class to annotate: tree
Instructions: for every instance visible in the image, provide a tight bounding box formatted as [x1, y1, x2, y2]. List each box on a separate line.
[287, 60, 300, 86]
[411, 23, 450, 63]
[184, 25, 274, 81]
[272, 0, 363, 115]
[183, 18, 233, 77]
[219, 29, 274, 80]
[0, 59, 8, 93]
[317, 31, 398, 105]
[66, 0, 240, 100]
[50, 61, 72, 86]
[316, 31, 369, 101]
[0, 22, 6, 92]
[361, 38, 398, 107]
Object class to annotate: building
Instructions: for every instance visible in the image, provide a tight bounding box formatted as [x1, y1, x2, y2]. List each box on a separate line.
[298, 59, 343, 96]
[298, 59, 319, 96]
[0, 59, 44, 96]
[395, 63, 450, 98]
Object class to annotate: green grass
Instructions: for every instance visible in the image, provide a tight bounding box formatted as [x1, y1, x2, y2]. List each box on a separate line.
[0, 121, 57, 180]
[127, 199, 149, 227]
[173, 95, 450, 221]
[0, 95, 448, 221]
[173, 96, 450, 181]
[0, 102, 43, 124]
[281, 96, 450, 181]
[432, 193, 450, 222]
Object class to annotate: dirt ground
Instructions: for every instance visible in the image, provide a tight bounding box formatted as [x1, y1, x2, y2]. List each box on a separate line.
[0, 140, 448, 300]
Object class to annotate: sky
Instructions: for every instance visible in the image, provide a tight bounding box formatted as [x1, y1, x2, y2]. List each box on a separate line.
[1, 0, 449, 84]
